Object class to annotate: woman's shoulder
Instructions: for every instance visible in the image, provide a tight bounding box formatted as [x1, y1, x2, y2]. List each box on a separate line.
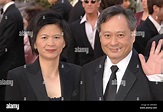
[7, 65, 29, 79]
[7, 61, 37, 76]
[8, 65, 26, 73]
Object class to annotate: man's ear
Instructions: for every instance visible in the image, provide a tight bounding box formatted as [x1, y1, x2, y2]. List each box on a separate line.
[131, 30, 136, 43]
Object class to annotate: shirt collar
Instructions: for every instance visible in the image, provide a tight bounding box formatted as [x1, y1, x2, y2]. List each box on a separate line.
[80, 12, 100, 24]
[3, 1, 15, 13]
[105, 50, 132, 71]
[148, 15, 162, 32]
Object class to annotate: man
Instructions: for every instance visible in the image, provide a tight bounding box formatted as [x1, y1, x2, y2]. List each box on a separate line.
[80, 5, 163, 101]
[0, 0, 25, 101]
[134, 0, 163, 55]
[67, 0, 104, 66]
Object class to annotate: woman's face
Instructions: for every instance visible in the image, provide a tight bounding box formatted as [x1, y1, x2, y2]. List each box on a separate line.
[141, 0, 147, 9]
[34, 24, 65, 60]
[121, 0, 131, 9]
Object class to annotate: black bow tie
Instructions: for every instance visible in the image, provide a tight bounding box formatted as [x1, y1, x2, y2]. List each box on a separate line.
[1, 8, 3, 14]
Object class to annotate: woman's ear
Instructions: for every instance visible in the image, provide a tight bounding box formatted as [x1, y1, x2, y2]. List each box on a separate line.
[34, 43, 37, 49]
[63, 41, 66, 49]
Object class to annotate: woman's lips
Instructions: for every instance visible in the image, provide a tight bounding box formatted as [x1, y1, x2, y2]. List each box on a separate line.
[45, 49, 56, 53]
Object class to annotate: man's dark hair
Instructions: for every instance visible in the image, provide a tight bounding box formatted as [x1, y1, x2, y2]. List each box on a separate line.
[97, 5, 136, 32]
[147, 0, 163, 14]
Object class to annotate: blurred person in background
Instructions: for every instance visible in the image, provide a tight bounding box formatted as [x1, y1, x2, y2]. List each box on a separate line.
[48, 0, 72, 21]
[121, 0, 131, 9]
[67, 0, 104, 66]
[23, 5, 44, 64]
[135, 0, 149, 27]
[134, 0, 163, 55]
[100, 0, 123, 11]
[68, 0, 85, 23]
[0, 0, 25, 101]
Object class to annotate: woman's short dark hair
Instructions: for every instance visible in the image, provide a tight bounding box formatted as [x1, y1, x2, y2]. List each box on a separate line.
[28, 10, 71, 55]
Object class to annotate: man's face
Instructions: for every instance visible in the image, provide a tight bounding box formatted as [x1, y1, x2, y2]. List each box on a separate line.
[100, 14, 135, 64]
[158, 5, 163, 21]
[82, 0, 100, 14]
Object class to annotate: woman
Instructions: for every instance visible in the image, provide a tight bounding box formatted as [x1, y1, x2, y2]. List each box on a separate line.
[121, 0, 131, 9]
[5, 10, 81, 101]
[135, 0, 149, 27]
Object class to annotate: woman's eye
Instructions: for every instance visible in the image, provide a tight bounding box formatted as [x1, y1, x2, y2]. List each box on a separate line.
[41, 36, 47, 39]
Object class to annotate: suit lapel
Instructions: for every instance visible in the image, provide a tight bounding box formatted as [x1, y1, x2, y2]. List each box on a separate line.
[59, 62, 74, 100]
[25, 58, 49, 101]
[93, 56, 106, 100]
[115, 49, 140, 101]
[115, 69, 137, 101]
[146, 18, 159, 35]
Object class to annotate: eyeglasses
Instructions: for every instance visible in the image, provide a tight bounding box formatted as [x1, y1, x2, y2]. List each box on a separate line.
[84, 0, 96, 4]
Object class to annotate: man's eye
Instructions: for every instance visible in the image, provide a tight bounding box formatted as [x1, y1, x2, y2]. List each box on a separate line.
[118, 34, 125, 38]
[54, 36, 61, 39]
[104, 34, 110, 38]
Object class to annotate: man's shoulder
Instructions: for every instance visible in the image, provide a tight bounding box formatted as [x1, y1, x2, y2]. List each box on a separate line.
[82, 56, 106, 69]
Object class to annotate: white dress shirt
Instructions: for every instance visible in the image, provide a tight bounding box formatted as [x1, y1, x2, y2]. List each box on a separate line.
[148, 15, 163, 34]
[103, 50, 163, 94]
[3, 1, 15, 13]
[80, 12, 100, 49]
[103, 51, 132, 94]
[0, 2, 14, 23]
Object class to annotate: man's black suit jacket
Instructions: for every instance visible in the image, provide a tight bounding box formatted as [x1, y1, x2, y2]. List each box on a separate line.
[80, 49, 163, 101]
[145, 34, 163, 57]
[0, 4, 25, 79]
[67, 20, 104, 66]
[5, 58, 81, 101]
[134, 17, 159, 55]
[68, 0, 85, 23]
[49, 0, 72, 21]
